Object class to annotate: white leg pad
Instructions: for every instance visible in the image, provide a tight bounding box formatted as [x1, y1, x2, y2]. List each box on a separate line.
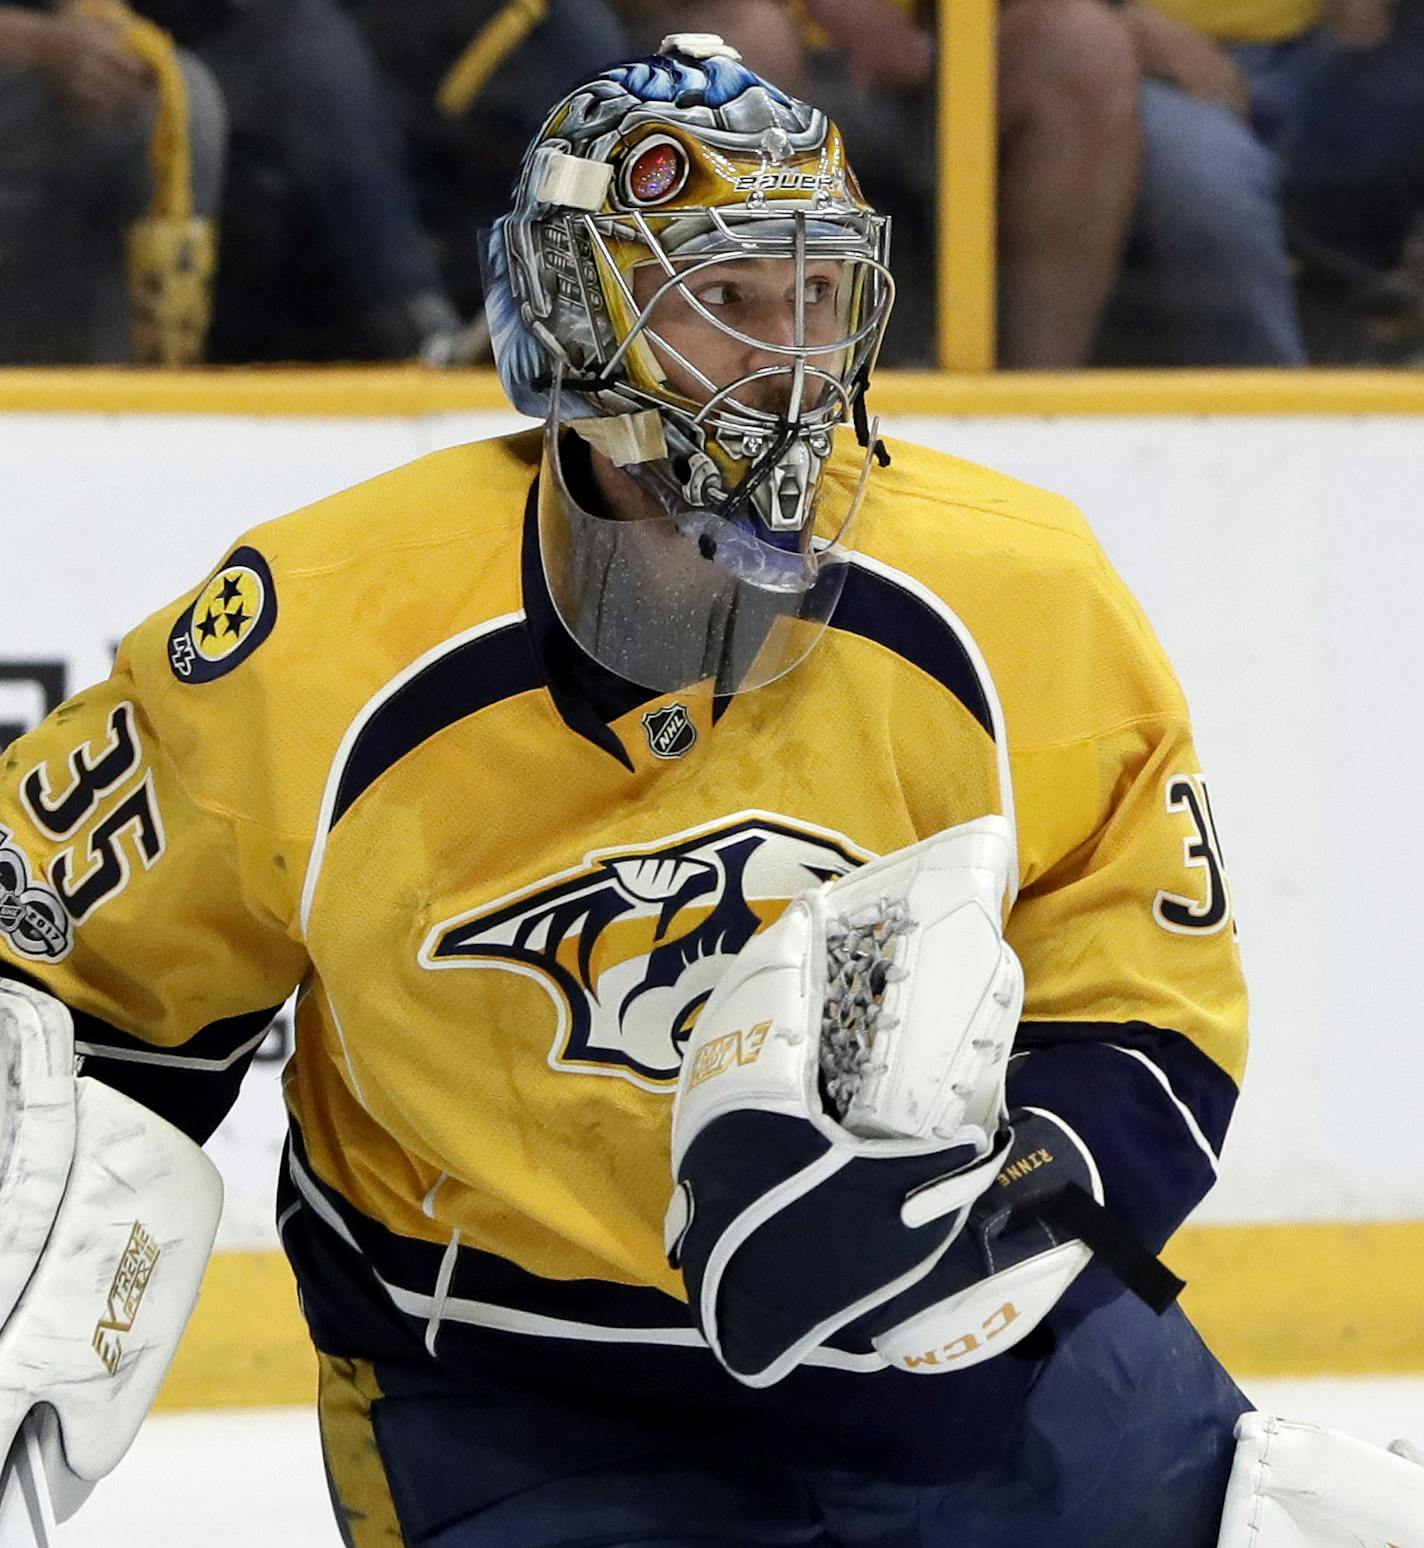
[0, 981, 223, 1525]
[1217, 1412, 1424, 1547]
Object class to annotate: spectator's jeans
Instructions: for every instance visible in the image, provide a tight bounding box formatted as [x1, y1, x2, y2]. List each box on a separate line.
[1101, 78, 1306, 365]
[1232, 17, 1424, 192]
[0, 59, 224, 364]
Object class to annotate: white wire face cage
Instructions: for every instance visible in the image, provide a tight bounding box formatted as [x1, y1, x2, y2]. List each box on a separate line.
[555, 202, 894, 543]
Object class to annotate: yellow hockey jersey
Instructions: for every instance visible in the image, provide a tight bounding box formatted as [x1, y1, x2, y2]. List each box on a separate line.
[0, 429, 1245, 1403]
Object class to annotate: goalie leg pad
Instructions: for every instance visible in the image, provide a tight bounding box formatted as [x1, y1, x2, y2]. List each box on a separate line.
[1216, 1412, 1424, 1547]
[0, 981, 223, 1522]
[0, 982, 79, 1333]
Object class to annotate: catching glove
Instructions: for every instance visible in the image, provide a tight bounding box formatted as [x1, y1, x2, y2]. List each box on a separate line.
[666, 817, 1022, 1387]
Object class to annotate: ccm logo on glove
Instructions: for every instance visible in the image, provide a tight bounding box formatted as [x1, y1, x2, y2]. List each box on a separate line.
[896, 1299, 1024, 1370]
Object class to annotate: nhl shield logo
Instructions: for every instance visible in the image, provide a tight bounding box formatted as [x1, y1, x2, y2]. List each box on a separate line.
[642, 703, 696, 760]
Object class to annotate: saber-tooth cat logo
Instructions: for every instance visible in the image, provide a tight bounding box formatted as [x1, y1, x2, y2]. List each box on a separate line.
[421, 815, 868, 1089]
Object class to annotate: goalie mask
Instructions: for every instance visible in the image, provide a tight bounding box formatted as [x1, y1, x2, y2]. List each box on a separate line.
[485, 35, 894, 694]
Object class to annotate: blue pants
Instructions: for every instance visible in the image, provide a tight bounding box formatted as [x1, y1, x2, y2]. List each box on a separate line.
[318, 1291, 1249, 1547]
[1103, 79, 1306, 365]
[1233, 19, 1424, 193]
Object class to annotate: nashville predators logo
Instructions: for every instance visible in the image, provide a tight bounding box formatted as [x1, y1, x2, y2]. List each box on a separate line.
[420, 814, 868, 1089]
[168, 545, 277, 683]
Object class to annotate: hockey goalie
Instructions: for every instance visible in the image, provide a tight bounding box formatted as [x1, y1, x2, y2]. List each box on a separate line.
[0, 27, 1420, 1548]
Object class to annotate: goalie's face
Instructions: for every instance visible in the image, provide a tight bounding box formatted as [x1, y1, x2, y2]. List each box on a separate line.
[628, 256, 850, 417]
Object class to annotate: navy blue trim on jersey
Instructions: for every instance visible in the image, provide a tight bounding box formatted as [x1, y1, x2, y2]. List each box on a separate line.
[77, 1002, 282, 1143]
[283, 1120, 695, 1333]
[831, 564, 995, 739]
[274, 1122, 1042, 1482]
[521, 486, 996, 749]
[1009, 1020, 1240, 1252]
[282, 1120, 1249, 1491]
[0, 965, 280, 1143]
[330, 623, 542, 830]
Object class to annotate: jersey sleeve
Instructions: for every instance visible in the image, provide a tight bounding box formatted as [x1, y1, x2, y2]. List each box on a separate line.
[1003, 575, 1247, 1254]
[0, 609, 308, 1142]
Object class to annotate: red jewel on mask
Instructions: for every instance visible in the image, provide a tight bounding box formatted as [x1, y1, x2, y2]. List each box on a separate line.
[626, 138, 688, 205]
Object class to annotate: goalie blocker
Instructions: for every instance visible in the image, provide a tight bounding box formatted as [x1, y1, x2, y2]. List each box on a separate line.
[666, 818, 1181, 1388]
[0, 979, 221, 1532]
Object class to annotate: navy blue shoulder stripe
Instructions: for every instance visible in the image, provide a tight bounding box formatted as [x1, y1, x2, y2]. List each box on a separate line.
[331, 621, 540, 830]
[831, 563, 995, 739]
[1008, 1022, 1241, 1252]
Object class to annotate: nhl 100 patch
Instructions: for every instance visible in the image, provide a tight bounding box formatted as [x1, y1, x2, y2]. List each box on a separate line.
[0, 823, 71, 961]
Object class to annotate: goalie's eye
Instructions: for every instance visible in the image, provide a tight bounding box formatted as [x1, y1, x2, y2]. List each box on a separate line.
[690, 275, 835, 311]
[694, 281, 739, 308]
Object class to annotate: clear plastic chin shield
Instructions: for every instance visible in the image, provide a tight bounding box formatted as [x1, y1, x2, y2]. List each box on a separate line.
[488, 40, 895, 695]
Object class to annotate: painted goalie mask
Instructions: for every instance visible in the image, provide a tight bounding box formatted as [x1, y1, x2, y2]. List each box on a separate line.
[485, 34, 894, 694]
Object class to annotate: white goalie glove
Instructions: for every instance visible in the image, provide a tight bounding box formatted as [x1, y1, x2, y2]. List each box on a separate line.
[666, 817, 1025, 1387]
[0, 979, 222, 1540]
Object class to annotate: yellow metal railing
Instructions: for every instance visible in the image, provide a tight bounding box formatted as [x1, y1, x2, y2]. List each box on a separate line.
[937, 0, 998, 371]
[4, 367, 1424, 417]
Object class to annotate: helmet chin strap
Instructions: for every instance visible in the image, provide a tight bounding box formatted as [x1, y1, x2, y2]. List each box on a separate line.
[850, 363, 892, 468]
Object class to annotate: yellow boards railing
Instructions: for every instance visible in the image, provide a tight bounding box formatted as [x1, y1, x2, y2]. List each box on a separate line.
[937, 0, 998, 371]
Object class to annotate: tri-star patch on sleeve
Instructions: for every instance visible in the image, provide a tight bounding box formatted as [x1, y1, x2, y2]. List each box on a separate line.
[0, 429, 1246, 1381]
[167, 545, 277, 682]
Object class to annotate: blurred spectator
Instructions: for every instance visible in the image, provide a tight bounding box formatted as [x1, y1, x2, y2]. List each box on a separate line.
[346, 0, 631, 332]
[135, 0, 470, 362]
[1093, 1, 1305, 364]
[1186, 0, 1424, 360]
[1105, 0, 1424, 364]
[996, 0, 1143, 367]
[0, 2, 224, 362]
